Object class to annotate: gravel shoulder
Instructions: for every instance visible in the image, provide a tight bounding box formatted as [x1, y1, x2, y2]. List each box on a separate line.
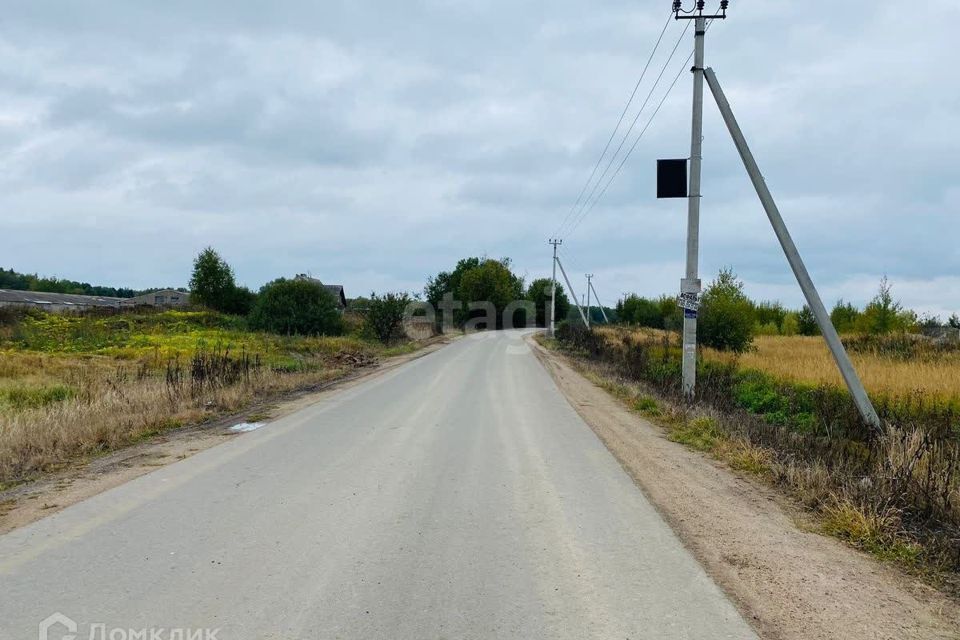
[0, 336, 454, 536]
[531, 337, 960, 640]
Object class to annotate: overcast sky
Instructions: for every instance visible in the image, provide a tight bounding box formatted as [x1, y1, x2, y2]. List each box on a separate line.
[2, 1, 957, 317]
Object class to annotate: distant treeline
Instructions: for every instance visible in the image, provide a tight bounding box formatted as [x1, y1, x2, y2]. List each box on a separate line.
[0, 267, 165, 298]
[618, 270, 960, 353]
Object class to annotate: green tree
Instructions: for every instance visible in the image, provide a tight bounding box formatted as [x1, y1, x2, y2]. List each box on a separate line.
[249, 278, 342, 335]
[797, 305, 820, 336]
[857, 276, 912, 335]
[458, 259, 524, 328]
[781, 312, 799, 336]
[222, 285, 258, 316]
[189, 247, 239, 312]
[698, 268, 755, 352]
[754, 301, 786, 333]
[526, 278, 570, 328]
[365, 292, 412, 344]
[949, 314, 960, 330]
[620, 295, 664, 328]
[657, 294, 683, 331]
[830, 299, 861, 334]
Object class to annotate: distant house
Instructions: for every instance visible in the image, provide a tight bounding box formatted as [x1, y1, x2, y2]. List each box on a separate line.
[0, 289, 124, 312]
[294, 275, 347, 308]
[122, 289, 190, 308]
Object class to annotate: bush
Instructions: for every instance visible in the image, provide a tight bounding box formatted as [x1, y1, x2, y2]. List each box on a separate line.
[222, 286, 258, 316]
[365, 292, 411, 344]
[249, 278, 342, 336]
[698, 268, 754, 353]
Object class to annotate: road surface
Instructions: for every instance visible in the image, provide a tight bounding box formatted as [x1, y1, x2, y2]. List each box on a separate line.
[0, 330, 756, 639]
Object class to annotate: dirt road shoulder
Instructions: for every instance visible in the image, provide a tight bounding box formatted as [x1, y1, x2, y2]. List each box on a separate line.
[531, 336, 960, 640]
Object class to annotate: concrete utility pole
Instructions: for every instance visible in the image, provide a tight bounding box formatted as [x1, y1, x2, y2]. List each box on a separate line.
[585, 274, 594, 328]
[549, 239, 562, 336]
[556, 256, 589, 326]
[703, 67, 882, 430]
[679, 6, 709, 398]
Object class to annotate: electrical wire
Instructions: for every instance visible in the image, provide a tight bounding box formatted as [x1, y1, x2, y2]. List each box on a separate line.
[563, 15, 718, 238]
[551, 11, 674, 239]
[558, 18, 692, 239]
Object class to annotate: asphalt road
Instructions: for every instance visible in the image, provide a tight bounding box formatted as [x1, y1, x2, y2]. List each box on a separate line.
[0, 330, 756, 640]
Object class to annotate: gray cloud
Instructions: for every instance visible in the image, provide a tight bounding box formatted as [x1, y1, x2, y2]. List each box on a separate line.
[0, 0, 956, 317]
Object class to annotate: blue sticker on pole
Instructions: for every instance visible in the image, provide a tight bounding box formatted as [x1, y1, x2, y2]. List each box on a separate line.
[684, 308, 698, 319]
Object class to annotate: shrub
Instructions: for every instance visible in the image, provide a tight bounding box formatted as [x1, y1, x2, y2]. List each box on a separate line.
[698, 268, 754, 353]
[249, 278, 343, 336]
[365, 292, 412, 344]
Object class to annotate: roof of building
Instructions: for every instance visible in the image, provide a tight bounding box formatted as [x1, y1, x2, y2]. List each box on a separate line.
[293, 276, 347, 306]
[0, 289, 125, 307]
[126, 289, 189, 300]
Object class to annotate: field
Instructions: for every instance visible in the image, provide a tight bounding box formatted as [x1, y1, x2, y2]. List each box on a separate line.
[552, 324, 960, 587]
[705, 334, 960, 403]
[0, 308, 416, 488]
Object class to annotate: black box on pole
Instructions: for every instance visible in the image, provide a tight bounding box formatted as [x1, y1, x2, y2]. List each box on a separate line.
[657, 159, 688, 198]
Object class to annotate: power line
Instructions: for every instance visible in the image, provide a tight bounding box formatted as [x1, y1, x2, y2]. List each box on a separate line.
[558, 19, 692, 239]
[564, 16, 720, 238]
[552, 11, 674, 239]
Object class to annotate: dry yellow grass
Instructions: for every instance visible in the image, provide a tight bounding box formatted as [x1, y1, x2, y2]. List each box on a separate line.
[597, 326, 960, 403]
[705, 335, 960, 401]
[0, 360, 350, 486]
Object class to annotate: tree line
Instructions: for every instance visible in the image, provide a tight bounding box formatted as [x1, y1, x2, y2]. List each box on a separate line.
[0, 267, 147, 298]
[617, 268, 960, 353]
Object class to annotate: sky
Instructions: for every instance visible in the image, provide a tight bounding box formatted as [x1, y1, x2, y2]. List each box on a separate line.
[1, 0, 957, 318]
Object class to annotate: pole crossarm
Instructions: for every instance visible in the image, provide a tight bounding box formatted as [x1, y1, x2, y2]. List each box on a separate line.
[702, 66, 882, 431]
[556, 257, 589, 326]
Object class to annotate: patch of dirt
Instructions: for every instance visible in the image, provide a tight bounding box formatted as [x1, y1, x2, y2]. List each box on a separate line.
[0, 336, 454, 536]
[531, 338, 960, 640]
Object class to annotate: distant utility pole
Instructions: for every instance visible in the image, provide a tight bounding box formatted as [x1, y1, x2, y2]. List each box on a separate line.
[549, 238, 562, 336]
[667, 1, 880, 429]
[585, 274, 594, 328]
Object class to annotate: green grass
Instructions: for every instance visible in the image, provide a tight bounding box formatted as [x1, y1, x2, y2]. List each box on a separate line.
[669, 416, 723, 452]
[0, 385, 75, 410]
[821, 499, 924, 565]
[0, 309, 415, 418]
[631, 395, 661, 416]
